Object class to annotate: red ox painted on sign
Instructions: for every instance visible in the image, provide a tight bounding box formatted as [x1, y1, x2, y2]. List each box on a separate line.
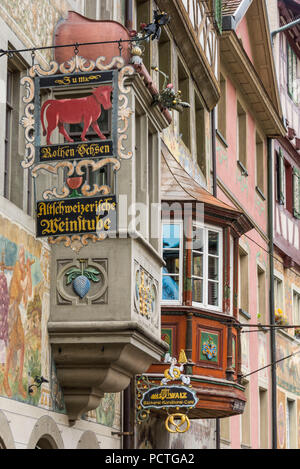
[41, 85, 113, 145]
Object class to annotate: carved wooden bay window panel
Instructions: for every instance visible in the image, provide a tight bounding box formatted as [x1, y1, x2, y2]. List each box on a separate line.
[151, 147, 254, 418]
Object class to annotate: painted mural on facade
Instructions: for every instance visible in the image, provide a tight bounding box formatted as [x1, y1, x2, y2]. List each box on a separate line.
[162, 126, 206, 187]
[85, 393, 121, 428]
[0, 214, 50, 406]
[277, 389, 286, 449]
[276, 334, 300, 396]
[0, 214, 120, 428]
[0, 0, 70, 62]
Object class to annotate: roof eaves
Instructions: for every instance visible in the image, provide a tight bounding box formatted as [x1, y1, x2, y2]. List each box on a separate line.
[222, 0, 253, 31]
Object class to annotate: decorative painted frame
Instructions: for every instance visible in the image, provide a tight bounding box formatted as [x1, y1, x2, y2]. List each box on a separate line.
[196, 324, 223, 370]
[134, 261, 159, 329]
[161, 324, 178, 357]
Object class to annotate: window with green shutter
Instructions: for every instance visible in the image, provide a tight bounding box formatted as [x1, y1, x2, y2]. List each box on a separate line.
[293, 168, 300, 219]
[277, 148, 285, 205]
[214, 0, 222, 34]
[287, 43, 298, 103]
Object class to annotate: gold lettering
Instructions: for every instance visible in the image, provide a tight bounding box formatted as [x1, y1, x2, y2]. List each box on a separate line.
[70, 220, 78, 232]
[37, 203, 47, 217]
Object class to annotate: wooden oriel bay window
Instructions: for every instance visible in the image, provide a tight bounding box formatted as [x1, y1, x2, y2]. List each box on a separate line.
[161, 206, 253, 318]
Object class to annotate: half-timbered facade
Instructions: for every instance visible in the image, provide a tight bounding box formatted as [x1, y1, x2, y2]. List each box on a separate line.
[267, 0, 300, 450]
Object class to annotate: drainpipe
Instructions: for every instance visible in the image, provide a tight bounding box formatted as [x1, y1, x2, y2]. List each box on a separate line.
[211, 107, 220, 448]
[123, 0, 134, 450]
[271, 17, 300, 45]
[267, 137, 277, 449]
[211, 108, 217, 198]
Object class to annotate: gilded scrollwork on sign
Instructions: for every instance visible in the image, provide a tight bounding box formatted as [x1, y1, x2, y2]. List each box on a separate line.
[29, 61, 59, 78]
[118, 65, 134, 160]
[21, 76, 35, 103]
[48, 233, 107, 253]
[75, 158, 120, 175]
[20, 75, 35, 168]
[31, 161, 75, 178]
[95, 56, 125, 71]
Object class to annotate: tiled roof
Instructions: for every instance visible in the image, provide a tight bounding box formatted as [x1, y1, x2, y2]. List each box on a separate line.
[161, 143, 241, 213]
[222, 0, 244, 16]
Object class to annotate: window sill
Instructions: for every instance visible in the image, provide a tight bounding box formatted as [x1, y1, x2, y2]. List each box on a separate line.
[255, 186, 266, 201]
[241, 443, 252, 449]
[192, 301, 223, 314]
[237, 160, 248, 177]
[161, 300, 182, 306]
[216, 129, 228, 148]
[239, 308, 251, 320]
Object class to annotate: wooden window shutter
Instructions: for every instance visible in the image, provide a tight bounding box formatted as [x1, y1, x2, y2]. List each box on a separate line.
[287, 43, 298, 102]
[277, 148, 285, 205]
[293, 167, 300, 219]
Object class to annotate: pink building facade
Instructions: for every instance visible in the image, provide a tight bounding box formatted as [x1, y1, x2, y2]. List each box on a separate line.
[216, 0, 285, 448]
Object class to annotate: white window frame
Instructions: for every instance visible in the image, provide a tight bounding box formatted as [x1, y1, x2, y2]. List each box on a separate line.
[192, 223, 223, 312]
[292, 284, 300, 326]
[238, 243, 249, 315]
[161, 220, 183, 305]
[274, 270, 284, 311]
[257, 261, 267, 324]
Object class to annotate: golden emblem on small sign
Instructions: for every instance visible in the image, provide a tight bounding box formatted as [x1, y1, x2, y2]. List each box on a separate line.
[165, 413, 191, 434]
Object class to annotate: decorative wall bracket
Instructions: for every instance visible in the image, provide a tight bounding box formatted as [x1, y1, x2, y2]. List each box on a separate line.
[151, 67, 190, 112]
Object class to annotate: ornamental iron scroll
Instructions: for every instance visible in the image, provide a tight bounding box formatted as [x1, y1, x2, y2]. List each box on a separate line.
[19, 54, 134, 250]
[135, 350, 198, 434]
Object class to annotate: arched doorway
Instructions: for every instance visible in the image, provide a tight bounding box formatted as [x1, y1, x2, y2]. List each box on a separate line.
[35, 435, 58, 449]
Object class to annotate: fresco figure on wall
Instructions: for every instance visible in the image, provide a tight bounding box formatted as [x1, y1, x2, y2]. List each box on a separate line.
[3, 246, 34, 398]
[0, 252, 13, 351]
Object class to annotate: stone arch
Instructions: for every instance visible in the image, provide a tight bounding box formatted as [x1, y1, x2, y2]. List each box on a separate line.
[0, 410, 15, 449]
[27, 415, 64, 449]
[76, 431, 100, 449]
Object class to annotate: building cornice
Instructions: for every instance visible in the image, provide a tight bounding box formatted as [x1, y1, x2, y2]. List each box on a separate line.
[220, 30, 286, 137]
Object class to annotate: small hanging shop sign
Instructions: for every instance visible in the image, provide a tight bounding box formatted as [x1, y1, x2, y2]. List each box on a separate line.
[136, 350, 198, 434]
[140, 385, 197, 409]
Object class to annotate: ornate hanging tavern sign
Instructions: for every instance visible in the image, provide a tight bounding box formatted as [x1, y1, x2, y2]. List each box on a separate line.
[20, 55, 133, 250]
